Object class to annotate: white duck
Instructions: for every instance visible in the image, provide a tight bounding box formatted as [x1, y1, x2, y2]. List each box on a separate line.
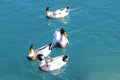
[27, 43, 52, 60]
[38, 54, 69, 72]
[53, 28, 69, 48]
[46, 6, 70, 19]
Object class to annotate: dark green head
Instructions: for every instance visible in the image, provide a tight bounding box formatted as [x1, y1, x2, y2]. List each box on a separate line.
[60, 28, 65, 34]
[37, 54, 44, 61]
[62, 55, 69, 62]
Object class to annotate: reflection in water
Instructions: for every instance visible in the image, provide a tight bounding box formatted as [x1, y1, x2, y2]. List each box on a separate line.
[46, 18, 51, 26]
[59, 17, 70, 24]
[46, 16, 70, 26]
[59, 16, 70, 24]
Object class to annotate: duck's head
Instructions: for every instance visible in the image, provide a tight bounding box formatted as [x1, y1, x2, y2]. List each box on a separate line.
[49, 43, 52, 50]
[46, 7, 50, 15]
[62, 55, 69, 62]
[37, 54, 45, 61]
[29, 44, 35, 54]
[66, 6, 70, 12]
[60, 28, 67, 37]
[46, 7, 50, 11]
[27, 44, 38, 60]
[67, 6, 69, 9]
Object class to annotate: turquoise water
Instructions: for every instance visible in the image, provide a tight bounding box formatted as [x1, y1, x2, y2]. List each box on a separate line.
[0, 0, 120, 80]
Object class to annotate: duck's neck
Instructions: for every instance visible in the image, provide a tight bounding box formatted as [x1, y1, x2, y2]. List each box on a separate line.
[60, 35, 63, 42]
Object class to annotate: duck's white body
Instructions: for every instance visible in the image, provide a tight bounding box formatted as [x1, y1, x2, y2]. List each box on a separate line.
[53, 30, 69, 48]
[27, 43, 52, 60]
[39, 55, 68, 71]
[46, 7, 70, 19]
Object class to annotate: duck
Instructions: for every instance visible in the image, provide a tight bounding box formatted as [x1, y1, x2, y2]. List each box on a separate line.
[46, 6, 70, 19]
[38, 54, 69, 72]
[53, 28, 69, 48]
[27, 43, 52, 60]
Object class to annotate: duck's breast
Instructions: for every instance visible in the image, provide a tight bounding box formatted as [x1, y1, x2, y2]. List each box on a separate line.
[60, 36, 69, 47]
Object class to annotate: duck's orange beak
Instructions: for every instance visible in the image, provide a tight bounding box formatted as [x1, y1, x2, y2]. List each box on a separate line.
[31, 57, 38, 60]
[64, 32, 67, 37]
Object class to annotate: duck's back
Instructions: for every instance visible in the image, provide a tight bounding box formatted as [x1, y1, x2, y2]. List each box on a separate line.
[35, 45, 51, 57]
[53, 31, 61, 43]
[47, 55, 67, 71]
